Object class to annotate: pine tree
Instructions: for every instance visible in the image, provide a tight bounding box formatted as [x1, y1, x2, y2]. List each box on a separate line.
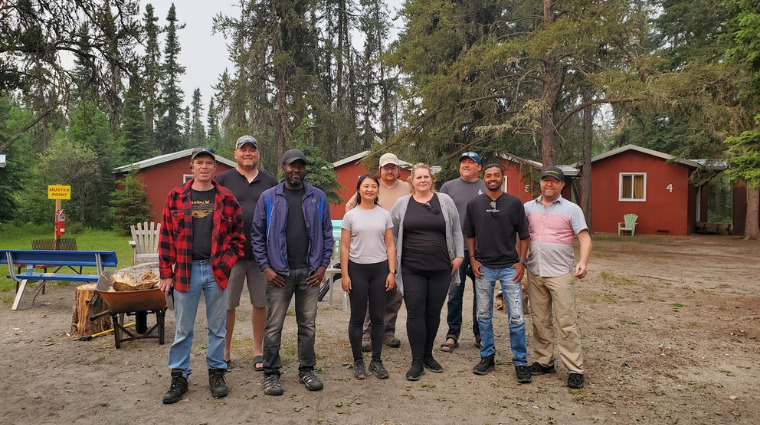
[120, 76, 150, 162]
[110, 170, 153, 235]
[206, 97, 222, 150]
[142, 4, 163, 150]
[155, 3, 186, 154]
[189, 89, 207, 147]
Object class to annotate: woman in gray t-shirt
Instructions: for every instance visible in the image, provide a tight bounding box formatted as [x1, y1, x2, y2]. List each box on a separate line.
[341, 174, 396, 380]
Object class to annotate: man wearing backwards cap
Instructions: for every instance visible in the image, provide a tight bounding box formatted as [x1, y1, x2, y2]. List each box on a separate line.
[345, 152, 411, 350]
[439, 152, 486, 353]
[252, 149, 334, 396]
[523, 165, 591, 389]
[215, 136, 278, 371]
[158, 147, 245, 404]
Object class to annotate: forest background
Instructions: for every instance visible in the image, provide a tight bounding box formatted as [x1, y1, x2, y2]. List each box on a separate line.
[0, 0, 758, 238]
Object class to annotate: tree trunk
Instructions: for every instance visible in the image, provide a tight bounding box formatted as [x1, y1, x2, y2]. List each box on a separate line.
[71, 284, 112, 338]
[744, 187, 759, 240]
[539, 1, 563, 166]
[581, 83, 593, 232]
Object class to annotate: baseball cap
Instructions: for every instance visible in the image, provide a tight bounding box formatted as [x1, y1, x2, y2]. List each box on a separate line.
[379, 153, 400, 167]
[190, 147, 216, 161]
[540, 166, 565, 181]
[282, 149, 307, 164]
[236, 135, 258, 149]
[460, 152, 481, 164]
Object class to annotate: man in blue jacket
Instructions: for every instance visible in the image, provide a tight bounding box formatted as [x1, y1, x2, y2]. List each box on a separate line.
[251, 149, 333, 396]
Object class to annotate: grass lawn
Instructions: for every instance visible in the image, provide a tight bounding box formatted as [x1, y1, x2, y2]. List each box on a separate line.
[0, 225, 133, 300]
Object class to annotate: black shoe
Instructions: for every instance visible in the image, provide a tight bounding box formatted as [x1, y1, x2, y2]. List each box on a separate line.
[263, 374, 284, 396]
[473, 354, 495, 375]
[515, 365, 532, 384]
[162, 369, 188, 404]
[353, 360, 366, 380]
[369, 360, 389, 379]
[423, 357, 443, 373]
[406, 361, 425, 381]
[361, 341, 371, 352]
[383, 336, 401, 347]
[298, 370, 324, 391]
[208, 368, 229, 398]
[568, 373, 584, 389]
[527, 362, 557, 376]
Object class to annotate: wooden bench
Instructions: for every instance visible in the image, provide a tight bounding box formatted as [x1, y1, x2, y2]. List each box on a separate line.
[695, 222, 731, 235]
[1, 249, 118, 310]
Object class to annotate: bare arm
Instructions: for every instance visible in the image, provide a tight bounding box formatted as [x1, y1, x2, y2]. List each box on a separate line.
[340, 228, 351, 292]
[512, 236, 529, 282]
[575, 230, 592, 279]
[384, 228, 396, 291]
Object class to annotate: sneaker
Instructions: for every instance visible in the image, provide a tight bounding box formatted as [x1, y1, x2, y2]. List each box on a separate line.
[527, 362, 557, 376]
[361, 341, 371, 352]
[353, 360, 366, 380]
[298, 370, 324, 391]
[473, 354, 495, 375]
[263, 374, 284, 396]
[406, 361, 425, 381]
[423, 357, 443, 373]
[515, 365, 532, 384]
[162, 369, 188, 404]
[208, 368, 229, 398]
[383, 336, 401, 347]
[568, 373, 584, 389]
[368, 360, 389, 379]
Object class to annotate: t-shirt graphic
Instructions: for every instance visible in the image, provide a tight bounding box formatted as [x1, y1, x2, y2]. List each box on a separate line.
[192, 199, 214, 219]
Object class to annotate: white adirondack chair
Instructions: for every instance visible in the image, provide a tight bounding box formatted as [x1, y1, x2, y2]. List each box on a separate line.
[129, 222, 161, 265]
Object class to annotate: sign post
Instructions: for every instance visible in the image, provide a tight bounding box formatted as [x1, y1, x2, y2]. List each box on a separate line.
[48, 185, 71, 249]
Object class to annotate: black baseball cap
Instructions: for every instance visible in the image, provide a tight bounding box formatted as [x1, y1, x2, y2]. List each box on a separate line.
[540, 166, 564, 181]
[190, 147, 216, 161]
[282, 149, 307, 164]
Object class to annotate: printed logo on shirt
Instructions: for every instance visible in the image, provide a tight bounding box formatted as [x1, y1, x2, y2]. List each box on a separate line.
[192, 199, 213, 219]
[478, 189, 483, 195]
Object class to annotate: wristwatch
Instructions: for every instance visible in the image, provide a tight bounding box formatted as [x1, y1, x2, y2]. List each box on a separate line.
[389, 269, 397, 274]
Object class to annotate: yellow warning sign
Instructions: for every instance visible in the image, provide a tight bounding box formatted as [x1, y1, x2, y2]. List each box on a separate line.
[48, 185, 71, 200]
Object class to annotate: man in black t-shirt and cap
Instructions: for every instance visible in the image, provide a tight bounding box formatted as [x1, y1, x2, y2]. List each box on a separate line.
[216, 135, 277, 371]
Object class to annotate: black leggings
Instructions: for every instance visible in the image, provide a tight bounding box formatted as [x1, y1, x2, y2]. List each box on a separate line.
[401, 266, 450, 362]
[348, 260, 388, 361]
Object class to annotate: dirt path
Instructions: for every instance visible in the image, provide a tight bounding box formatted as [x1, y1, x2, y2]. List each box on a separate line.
[0, 235, 758, 424]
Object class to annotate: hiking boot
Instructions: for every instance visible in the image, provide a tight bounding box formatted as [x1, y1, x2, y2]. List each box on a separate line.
[515, 365, 532, 384]
[383, 336, 401, 347]
[423, 357, 443, 373]
[298, 370, 324, 391]
[208, 368, 229, 398]
[369, 360, 389, 379]
[353, 360, 366, 380]
[162, 369, 188, 404]
[527, 362, 557, 376]
[406, 361, 425, 381]
[568, 373, 584, 389]
[263, 374, 284, 396]
[473, 354, 495, 376]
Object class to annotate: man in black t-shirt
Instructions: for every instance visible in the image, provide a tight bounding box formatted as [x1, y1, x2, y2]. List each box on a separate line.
[216, 135, 277, 370]
[463, 164, 532, 384]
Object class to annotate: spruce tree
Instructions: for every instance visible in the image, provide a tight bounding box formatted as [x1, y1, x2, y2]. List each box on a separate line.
[155, 3, 186, 154]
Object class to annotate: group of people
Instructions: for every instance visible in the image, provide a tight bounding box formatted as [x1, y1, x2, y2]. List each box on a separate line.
[156, 136, 591, 404]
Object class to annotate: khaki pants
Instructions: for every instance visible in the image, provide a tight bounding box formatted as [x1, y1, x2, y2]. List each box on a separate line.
[526, 270, 584, 374]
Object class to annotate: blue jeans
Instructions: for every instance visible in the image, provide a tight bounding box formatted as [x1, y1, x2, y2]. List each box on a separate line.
[168, 260, 228, 377]
[475, 266, 527, 365]
[263, 268, 319, 376]
[445, 250, 479, 341]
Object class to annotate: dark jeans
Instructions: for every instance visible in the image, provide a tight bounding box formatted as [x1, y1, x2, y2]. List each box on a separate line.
[348, 261, 388, 362]
[402, 267, 450, 362]
[445, 250, 479, 341]
[263, 268, 318, 376]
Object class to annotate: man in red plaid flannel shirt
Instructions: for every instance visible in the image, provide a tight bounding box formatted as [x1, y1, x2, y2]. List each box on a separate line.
[158, 147, 245, 404]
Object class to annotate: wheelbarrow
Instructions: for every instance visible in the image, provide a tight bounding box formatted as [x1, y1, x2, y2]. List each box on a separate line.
[90, 269, 167, 349]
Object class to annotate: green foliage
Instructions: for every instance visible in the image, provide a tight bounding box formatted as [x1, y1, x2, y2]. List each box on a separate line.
[289, 137, 343, 205]
[155, 4, 186, 154]
[0, 97, 36, 222]
[120, 78, 151, 162]
[110, 170, 153, 235]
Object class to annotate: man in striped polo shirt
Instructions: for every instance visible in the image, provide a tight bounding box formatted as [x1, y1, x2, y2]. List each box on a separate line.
[523, 166, 591, 389]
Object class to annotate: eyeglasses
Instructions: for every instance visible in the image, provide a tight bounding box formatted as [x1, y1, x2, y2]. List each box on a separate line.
[425, 202, 440, 214]
[489, 200, 499, 217]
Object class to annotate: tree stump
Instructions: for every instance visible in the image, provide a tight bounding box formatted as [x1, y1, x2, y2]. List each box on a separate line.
[71, 284, 112, 338]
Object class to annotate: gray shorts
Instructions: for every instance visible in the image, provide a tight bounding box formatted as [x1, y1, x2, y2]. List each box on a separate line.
[227, 259, 267, 309]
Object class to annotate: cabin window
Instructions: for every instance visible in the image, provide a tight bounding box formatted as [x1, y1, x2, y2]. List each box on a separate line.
[183, 174, 193, 184]
[619, 173, 646, 201]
